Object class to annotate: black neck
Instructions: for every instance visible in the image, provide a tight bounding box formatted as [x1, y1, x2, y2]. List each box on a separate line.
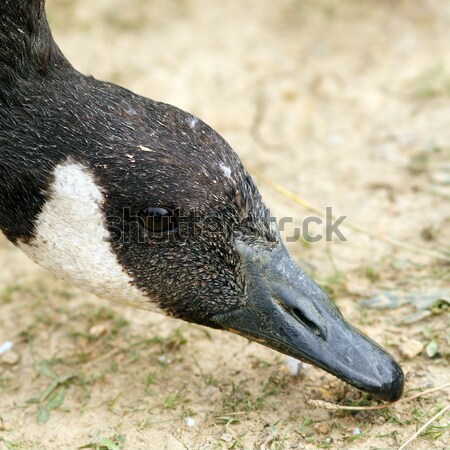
[0, 0, 71, 93]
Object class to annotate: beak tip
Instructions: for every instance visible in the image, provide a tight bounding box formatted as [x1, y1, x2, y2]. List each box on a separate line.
[375, 360, 405, 402]
[354, 352, 404, 402]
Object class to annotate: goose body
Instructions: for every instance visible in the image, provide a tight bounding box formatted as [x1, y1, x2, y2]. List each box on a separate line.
[0, 0, 404, 401]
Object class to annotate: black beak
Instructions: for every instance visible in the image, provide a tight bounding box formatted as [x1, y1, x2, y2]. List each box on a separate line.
[212, 240, 404, 402]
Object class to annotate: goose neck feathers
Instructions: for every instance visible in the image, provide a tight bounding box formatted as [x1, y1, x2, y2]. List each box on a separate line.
[0, 0, 70, 101]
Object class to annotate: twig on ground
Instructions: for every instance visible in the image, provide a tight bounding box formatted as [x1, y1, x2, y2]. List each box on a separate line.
[307, 381, 450, 411]
[398, 404, 449, 450]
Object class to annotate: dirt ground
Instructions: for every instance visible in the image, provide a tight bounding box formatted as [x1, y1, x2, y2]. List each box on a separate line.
[0, 0, 449, 449]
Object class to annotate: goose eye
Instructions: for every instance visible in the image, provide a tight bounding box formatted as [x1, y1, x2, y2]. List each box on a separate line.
[138, 207, 177, 233]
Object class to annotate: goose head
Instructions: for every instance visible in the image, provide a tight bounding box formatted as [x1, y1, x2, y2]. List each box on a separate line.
[0, 0, 404, 402]
[12, 94, 403, 402]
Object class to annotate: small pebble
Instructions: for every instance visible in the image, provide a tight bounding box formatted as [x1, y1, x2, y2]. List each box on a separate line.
[157, 355, 170, 364]
[399, 339, 423, 359]
[201, 385, 220, 398]
[1, 350, 20, 365]
[184, 417, 195, 427]
[220, 433, 233, 442]
[283, 356, 308, 376]
[89, 323, 109, 337]
[353, 428, 361, 436]
[0, 420, 12, 431]
[0, 341, 13, 355]
[430, 169, 450, 186]
[314, 423, 331, 435]
[374, 416, 386, 425]
[284, 356, 300, 375]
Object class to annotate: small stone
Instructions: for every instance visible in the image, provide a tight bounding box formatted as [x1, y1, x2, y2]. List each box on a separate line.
[426, 340, 438, 358]
[0, 341, 13, 355]
[353, 428, 361, 436]
[1, 350, 20, 365]
[399, 339, 423, 359]
[0, 420, 12, 431]
[374, 416, 386, 425]
[89, 323, 109, 337]
[220, 433, 233, 442]
[284, 356, 300, 376]
[184, 417, 195, 427]
[283, 356, 308, 376]
[430, 169, 450, 186]
[314, 423, 331, 435]
[201, 385, 220, 398]
[157, 355, 170, 364]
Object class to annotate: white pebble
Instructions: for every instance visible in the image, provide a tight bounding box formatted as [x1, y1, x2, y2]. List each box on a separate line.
[353, 428, 361, 435]
[0, 341, 13, 356]
[184, 417, 195, 427]
[284, 355, 302, 376]
[221, 433, 233, 442]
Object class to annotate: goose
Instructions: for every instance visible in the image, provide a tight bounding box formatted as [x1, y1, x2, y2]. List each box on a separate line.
[0, 0, 404, 402]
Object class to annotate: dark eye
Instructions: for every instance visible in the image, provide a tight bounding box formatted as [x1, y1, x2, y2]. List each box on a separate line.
[138, 207, 177, 233]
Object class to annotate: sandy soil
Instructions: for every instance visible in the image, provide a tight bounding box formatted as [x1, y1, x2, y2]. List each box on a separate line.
[1, 0, 449, 449]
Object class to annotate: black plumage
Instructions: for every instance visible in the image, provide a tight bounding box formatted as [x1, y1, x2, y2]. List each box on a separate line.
[0, 0, 404, 402]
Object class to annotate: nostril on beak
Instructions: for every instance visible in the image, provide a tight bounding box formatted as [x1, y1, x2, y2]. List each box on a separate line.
[292, 307, 323, 338]
[272, 285, 326, 339]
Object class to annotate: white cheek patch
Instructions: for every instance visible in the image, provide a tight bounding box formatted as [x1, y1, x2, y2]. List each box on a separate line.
[18, 161, 163, 313]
